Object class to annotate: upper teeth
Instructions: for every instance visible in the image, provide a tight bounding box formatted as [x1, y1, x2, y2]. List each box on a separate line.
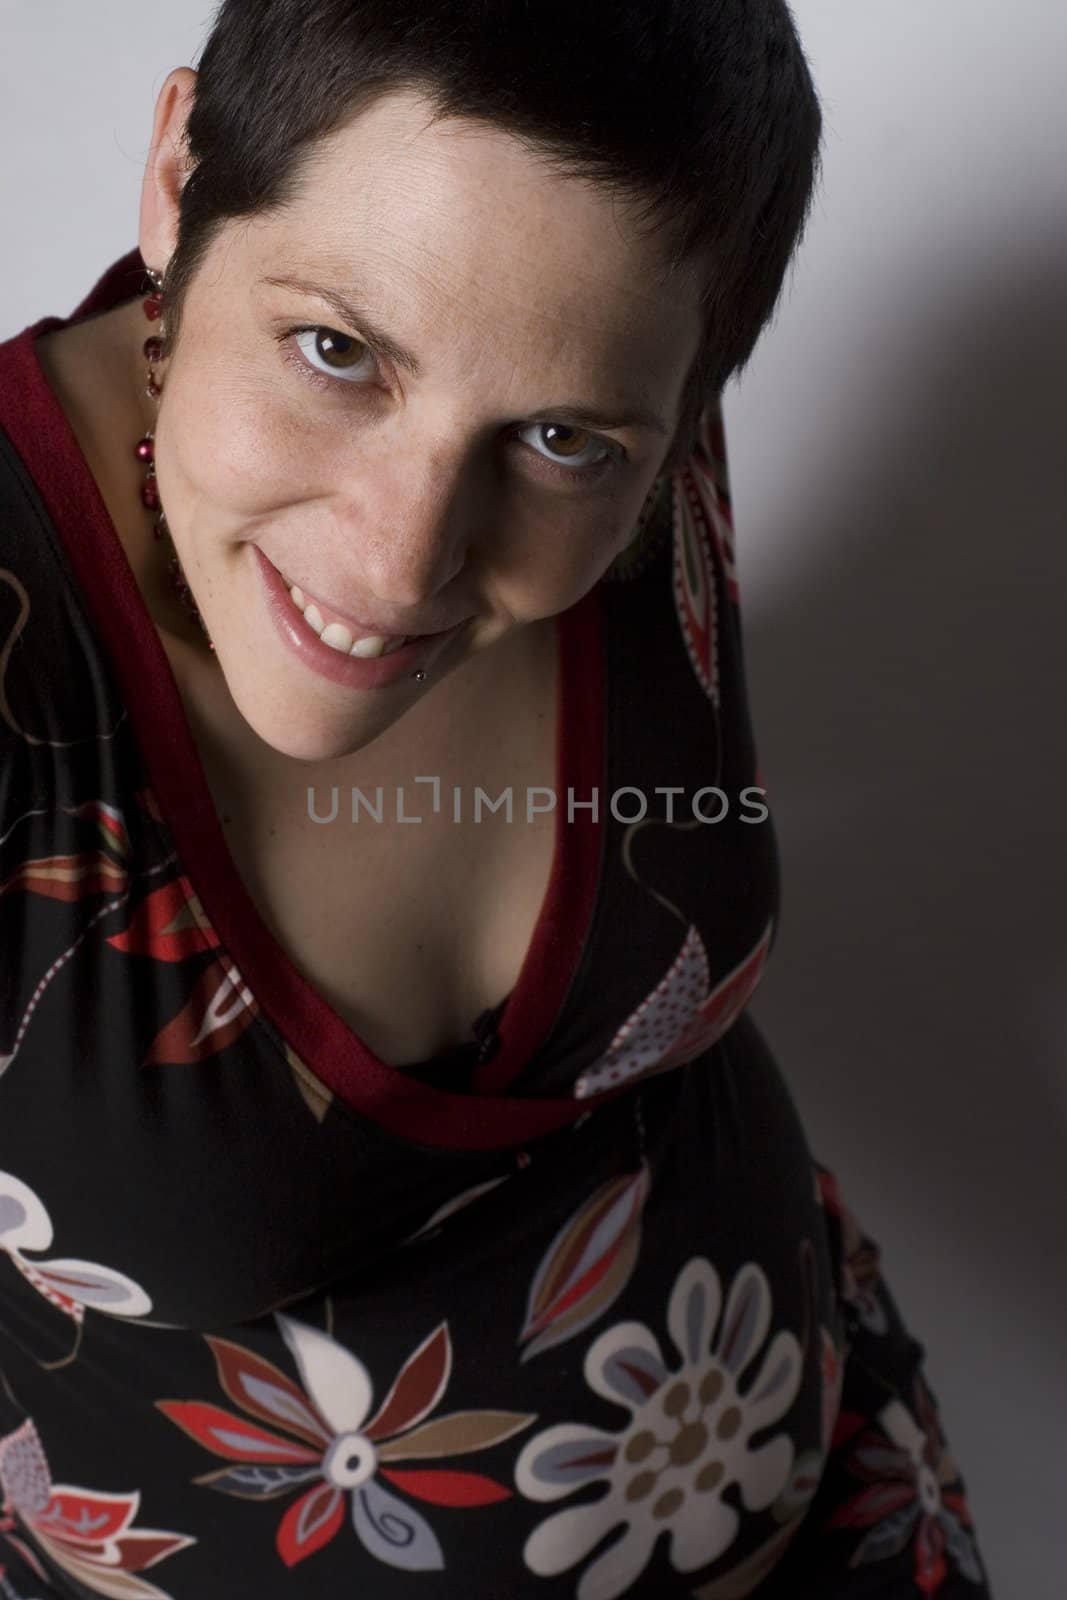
[284, 581, 408, 659]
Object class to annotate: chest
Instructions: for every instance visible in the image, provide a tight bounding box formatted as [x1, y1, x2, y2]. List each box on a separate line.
[168, 625, 560, 1067]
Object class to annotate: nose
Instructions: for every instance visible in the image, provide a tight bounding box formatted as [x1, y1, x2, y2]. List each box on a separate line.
[342, 448, 475, 609]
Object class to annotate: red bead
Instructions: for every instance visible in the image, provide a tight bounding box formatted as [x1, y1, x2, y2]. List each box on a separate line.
[143, 337, 164, 364]
[136, 435, 155, 464]
[143, 294, 164, 321]
[141, 479, 160, 511]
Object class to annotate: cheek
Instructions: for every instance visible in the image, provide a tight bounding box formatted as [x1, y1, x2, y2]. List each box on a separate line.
[552, 501, 631, 583]
[505, 503, 623, 615]
[163, 367, 310, 514]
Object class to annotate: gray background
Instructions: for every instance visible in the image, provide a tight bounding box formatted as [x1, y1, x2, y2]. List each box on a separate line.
[2, 2, 1064, 1592]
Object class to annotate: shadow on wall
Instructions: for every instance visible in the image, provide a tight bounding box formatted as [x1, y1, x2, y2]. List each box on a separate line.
[741, 235, 1067, 1589]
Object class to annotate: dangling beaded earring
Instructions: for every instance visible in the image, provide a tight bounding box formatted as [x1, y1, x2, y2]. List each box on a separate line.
[135, 267, 216, 653]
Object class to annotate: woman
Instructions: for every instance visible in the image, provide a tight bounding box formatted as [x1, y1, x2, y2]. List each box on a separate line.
[0, 2, 993, 1596]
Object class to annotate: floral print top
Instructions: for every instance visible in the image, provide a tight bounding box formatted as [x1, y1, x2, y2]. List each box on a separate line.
[0, 249, 993, 1598]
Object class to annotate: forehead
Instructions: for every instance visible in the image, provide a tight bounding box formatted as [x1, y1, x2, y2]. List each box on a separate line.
[246, 88, 703, 380]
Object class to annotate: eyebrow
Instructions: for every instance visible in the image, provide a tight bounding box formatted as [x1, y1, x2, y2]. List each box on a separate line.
[259, 272, 670, 437]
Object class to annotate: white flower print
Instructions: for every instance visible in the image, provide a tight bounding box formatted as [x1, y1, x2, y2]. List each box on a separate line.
[515, 1256, 803, 1600]
[0, 1171, 152, 1365]
[157, 1311, 533, 1574]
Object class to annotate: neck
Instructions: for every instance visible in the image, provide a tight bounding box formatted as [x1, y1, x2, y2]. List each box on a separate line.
[36, 297, 203, 645]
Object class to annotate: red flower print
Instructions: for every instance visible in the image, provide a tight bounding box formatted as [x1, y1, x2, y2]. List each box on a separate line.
[0, 1417, 194, 1600]
[519, 1164, 651, 1360]
[0, 802, 130, 904]
[140, 954, 257, 1066]
[105, 874, 217, 961]
[825, 1373, 987, 1593]
[1, 838, 254, 1076]
[156, 1311, 534, 1574]
[106, 877, 257, 1067]
[574, 919, 773, 1098]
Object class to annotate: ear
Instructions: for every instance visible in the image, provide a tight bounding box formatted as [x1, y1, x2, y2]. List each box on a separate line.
[138, 66, 198, 276]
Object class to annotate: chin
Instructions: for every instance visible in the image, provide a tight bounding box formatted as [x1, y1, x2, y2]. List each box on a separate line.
[223, 670, 403, 765]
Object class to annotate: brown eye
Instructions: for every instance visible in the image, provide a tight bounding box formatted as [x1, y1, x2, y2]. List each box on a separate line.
[292, 326, 378, 383]
[519, 420, 617, 477]
[313, 329, 371, 369]
[541, 423, 592, 459]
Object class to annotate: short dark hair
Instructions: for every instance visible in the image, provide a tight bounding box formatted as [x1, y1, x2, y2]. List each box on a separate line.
[161, 0, 822, 472]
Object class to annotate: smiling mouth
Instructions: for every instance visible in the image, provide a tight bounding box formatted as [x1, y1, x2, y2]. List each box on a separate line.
[279, 573, 417, 659]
